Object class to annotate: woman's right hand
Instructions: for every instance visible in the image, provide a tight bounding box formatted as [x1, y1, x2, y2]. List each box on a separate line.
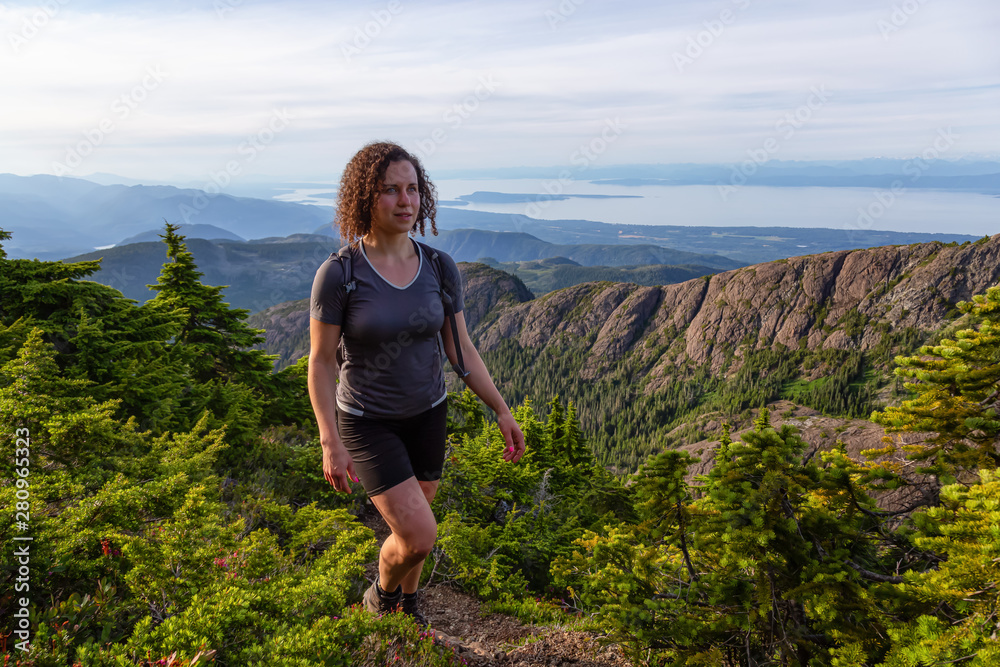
[322, 440, 359, 493]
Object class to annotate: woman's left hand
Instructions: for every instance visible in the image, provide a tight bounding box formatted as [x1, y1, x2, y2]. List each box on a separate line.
[498, 412, 526, 463]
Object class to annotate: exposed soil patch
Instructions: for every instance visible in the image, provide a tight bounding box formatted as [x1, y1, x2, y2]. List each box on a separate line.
[357, 503, 629, 667]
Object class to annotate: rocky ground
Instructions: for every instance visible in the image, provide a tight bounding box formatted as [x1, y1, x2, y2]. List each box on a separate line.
[423, 588, 630, 667]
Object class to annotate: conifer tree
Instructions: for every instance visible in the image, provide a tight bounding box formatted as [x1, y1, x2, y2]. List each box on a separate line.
[145, 223, 313, 441]
[538, 395, 564, 465]
[0, 228, 188, 429]
[873, 285, 1000, 479]
[562, 401, 589, 466]
[0, 228, 117, 332]
[876, 469, 1000, 666]
[148, 222, 273, 384]
[0, 328, 99, 468]
[633, 449, 697, 574]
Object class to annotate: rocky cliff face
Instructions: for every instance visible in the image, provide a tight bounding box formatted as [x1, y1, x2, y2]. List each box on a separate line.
[248, 299, 312, 368]
[473, 237, 1000, 384]
[252, 237, 1000, 381]
[458, 262, 534, 332]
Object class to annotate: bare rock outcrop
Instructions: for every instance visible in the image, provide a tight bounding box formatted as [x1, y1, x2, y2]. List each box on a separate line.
[459, 263, 534, 333]
[473, 236, 1000, 377]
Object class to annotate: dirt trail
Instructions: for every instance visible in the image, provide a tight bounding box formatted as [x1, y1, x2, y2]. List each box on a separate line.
[358, 505, 630, 667]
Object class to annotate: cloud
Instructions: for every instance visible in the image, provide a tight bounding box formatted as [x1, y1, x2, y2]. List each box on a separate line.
[0, 0, 997, 180]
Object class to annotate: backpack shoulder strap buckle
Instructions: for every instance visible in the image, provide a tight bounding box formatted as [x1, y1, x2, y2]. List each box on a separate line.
[337, 244, 357, 294]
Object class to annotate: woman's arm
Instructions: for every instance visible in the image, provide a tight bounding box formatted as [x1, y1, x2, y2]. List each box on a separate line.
[308, 318, 359, 491]
[440, 311, 526, 463]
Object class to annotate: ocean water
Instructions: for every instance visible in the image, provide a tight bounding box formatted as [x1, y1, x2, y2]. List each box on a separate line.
[275, 179, 1000, 238]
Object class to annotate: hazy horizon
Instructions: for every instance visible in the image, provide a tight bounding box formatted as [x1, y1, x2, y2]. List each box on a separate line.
[8, 152, 999, 189]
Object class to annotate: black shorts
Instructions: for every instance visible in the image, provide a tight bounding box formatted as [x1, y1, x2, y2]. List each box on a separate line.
[336, 401, 448, 496]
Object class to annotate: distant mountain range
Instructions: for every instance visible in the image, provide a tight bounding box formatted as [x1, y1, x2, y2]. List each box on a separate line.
[454, 191, 643, 203]
[1, 161, 991, 263]
[478, 257, 725, 295]
[58, 215, 986, 317]
[117, 224, 245, 245]
[419, 229, 743, 269]
[592, 173, 1000, 190]
[426, 209, 978, 265]
[254, 234, 1000, 374]
[250, 232, 1000, 378]
[0, 174, 329, 260]
[430, 157, 1000, 186]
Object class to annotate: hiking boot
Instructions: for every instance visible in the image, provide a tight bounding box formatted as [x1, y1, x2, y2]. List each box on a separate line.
[363, 580, 401, 616]
[401, 591, 430, 629]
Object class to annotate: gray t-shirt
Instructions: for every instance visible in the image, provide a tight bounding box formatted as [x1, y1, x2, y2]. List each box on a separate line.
[309, 239, 465, 419]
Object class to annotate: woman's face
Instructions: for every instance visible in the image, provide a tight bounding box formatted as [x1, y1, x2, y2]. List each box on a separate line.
[370, 160, 419, 236]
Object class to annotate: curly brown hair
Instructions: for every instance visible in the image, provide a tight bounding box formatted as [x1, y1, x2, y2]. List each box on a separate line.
[335, 142, 438, 243]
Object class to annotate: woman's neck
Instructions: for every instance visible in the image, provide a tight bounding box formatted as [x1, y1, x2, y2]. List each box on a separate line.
[362, 230, 414, 259]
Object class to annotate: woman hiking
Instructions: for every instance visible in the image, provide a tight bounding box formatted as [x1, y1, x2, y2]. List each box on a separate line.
[308, 141, 526, 628]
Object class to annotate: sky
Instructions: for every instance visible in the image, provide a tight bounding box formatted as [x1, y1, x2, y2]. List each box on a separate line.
[1, 0, 999, 183]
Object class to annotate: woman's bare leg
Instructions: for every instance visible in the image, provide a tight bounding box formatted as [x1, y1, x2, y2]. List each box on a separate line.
[370, 477, 440, 594]
[398, 480, 439, 593]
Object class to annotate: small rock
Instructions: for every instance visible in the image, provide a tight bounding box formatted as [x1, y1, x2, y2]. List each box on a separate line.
[467, 641, 490, 656]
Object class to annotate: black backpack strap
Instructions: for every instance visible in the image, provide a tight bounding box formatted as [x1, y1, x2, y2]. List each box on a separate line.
[336, 244, 356, 295]
[417, 241, 470, 378]
[334, 244, 355, 368]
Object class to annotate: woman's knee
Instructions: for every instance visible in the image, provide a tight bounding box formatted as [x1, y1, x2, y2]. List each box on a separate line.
[398, 523, 437, 561]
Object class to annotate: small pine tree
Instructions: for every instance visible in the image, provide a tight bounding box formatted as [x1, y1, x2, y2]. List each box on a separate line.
[148, 222, 273, 384]
[539, 395, 564, 465]
[873, 285, 1000, 479]
[878, 470, 1000, 666]
[562, 401, 589, 466]
[145, 222, 311, 444]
